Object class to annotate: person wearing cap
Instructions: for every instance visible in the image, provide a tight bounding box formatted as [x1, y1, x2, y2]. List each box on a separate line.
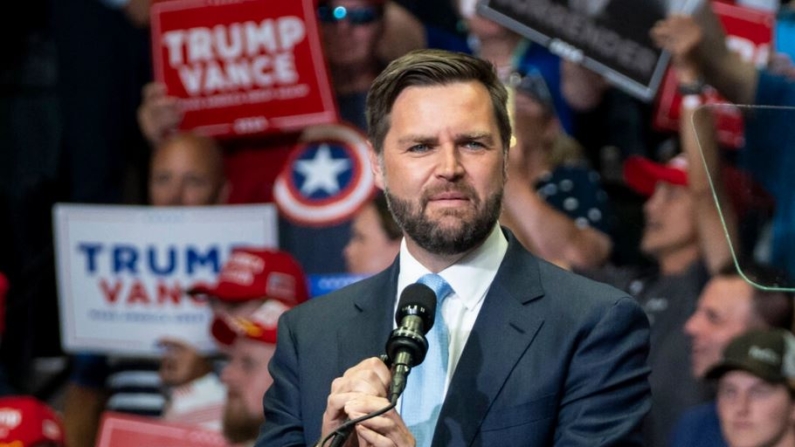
[707, 329, 795, 447]
[212, 298, 296, 446]
[159, 247, 309, 432]
[158, 247, 307, 445]
[671, 264, 794, 447]
[0, 396, 65, 447]
[576, 74, 738, 446]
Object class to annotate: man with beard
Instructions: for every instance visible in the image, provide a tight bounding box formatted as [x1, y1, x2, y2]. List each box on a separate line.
[256, 49, 651, 447]
[213, 302, 287, 446]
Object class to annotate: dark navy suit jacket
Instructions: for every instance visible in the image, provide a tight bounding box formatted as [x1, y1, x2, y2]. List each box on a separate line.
[257, 231, 651, 446]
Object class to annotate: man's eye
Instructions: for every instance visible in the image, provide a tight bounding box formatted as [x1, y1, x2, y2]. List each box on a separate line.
[407, 144, 430, 153]
[464, 141, 486, 149]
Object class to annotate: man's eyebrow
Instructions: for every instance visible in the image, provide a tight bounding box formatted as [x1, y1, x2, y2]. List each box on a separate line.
[396, 135, 438, 145]
[455, 132, 495, 144]
[395, 132, 496, 146]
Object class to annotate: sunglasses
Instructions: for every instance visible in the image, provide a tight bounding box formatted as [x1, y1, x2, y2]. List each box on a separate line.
[317, 5, 382, 25]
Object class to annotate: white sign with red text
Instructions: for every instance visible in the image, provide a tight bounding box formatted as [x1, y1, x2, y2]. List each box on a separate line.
[53, 204, 277, 356]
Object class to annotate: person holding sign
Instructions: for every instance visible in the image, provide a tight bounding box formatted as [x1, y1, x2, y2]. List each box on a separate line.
[651, 3, 795, 281]
[62, 133, 231, 447]
[148, 133, 229, 206]
[256, 49, 650, 447]
[139, 0, 403, 275]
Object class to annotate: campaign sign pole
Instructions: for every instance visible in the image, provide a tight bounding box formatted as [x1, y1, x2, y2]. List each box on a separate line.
[53, 204, 277, 356]
[150, 0, 339, 138]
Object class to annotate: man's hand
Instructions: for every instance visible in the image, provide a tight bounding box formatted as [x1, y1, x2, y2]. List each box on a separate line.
[138, 82, 182, 147]
[321, 357, 415, 447]
[651, 15, 704, 82]
[158, 337, 213, 387]
[123, 0, 151, 27]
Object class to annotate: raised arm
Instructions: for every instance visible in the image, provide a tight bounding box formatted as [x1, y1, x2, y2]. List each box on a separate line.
[502, 92, 612, 270]
[652, 11, 740, 274]
[651, 6, 759, 105]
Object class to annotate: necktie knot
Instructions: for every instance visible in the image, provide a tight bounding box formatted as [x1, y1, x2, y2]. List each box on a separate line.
[417, 274, 453, 302]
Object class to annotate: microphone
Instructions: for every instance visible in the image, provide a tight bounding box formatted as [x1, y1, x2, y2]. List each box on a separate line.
[385, 283, 437, 403]
[322, 284, 437, 447]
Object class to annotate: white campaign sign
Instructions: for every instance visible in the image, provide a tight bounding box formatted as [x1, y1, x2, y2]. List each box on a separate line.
[53, 204, 277, 356]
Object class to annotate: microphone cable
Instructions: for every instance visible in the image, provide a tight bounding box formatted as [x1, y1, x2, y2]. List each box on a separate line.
[314, 398, 397, 447]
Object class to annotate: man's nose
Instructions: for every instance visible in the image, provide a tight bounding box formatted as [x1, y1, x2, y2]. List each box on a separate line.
[436, 144, 464, 180]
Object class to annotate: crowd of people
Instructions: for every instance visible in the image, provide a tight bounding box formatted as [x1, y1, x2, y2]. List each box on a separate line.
[0, 0, 794, 445]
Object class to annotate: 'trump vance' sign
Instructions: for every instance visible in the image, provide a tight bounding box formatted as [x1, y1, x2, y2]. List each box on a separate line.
[53, 204, 277, 355]
[151, 0, 338, 138]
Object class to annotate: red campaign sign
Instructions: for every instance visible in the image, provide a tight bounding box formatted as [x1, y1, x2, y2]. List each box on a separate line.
[653, 1, 774, 149]
[96, 412, 230, 447]
[151, 0, 339, 139]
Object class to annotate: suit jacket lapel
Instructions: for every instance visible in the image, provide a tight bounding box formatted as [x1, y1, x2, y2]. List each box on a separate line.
[336, 261, 400, 375]
[434, 237, 546, 446]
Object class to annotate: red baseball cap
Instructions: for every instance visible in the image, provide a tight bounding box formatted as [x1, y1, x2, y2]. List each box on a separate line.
[0, 396, 64, 447]
[211, 298, 294, 346]
[187, 248, 309, 307]
[623, 154, 689, 196]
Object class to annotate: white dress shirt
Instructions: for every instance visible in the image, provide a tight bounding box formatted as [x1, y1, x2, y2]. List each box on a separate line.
[395, 224, 508, 393]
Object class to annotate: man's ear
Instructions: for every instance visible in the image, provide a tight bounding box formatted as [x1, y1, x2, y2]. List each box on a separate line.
[369, 142, 385, 190]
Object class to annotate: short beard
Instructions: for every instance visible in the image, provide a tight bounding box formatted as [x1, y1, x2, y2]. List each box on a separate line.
[385, 183, 502, 256]
[222, 399, 264, 445]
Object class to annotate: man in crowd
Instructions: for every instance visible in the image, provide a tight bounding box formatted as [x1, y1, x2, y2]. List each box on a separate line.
[148, 133, 228, 206]
[343, 193, 401, 274]
[706, 328, 795, 447]
[63, 131, 229, 447]
[192, 248, 308, 444]
[257, 49, 650, 446]
[672, 264, 794, 445]
[138, 0, 414, 275]
[580, 145, 732, 446]
[651, 2, 795, 281]
[160, 247, 309, 430]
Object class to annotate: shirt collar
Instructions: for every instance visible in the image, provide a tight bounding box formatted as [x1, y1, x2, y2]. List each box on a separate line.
[398, 224, 508, 309]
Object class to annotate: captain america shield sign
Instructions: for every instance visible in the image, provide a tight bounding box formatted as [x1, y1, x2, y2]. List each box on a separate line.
[274, 124, 376, 226]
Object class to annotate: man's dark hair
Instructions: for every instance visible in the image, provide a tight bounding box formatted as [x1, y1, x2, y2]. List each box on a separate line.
[365, 49, 511, 154]
[718, 262, 794, 331]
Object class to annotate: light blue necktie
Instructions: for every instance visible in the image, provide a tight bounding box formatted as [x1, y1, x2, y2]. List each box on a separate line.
[401, 273, 453, 447]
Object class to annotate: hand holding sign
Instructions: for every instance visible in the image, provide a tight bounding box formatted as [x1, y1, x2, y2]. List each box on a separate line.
[651, 14, 704, 82]
[138, 82, 183, 147]
[150, 0, 338, 138]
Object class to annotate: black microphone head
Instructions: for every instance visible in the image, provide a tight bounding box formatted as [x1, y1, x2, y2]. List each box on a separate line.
[395, 283, 436, 333]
